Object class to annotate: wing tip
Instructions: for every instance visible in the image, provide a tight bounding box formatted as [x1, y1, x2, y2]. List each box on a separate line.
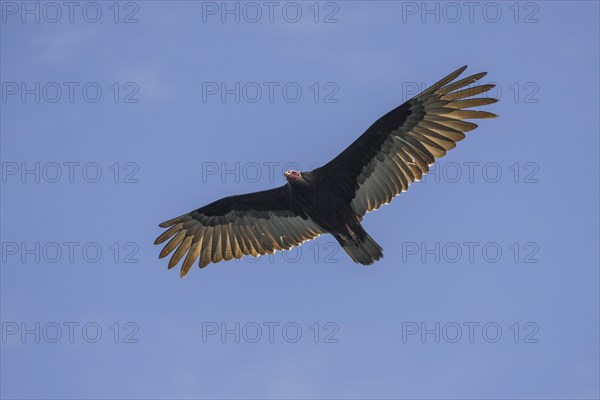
[159, 216, 183, 228]
[168, 259, 178, 269]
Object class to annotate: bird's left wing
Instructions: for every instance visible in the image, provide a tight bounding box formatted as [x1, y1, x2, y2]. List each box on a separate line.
[315, 65, 498, 216]
[155, 185, 324, 277]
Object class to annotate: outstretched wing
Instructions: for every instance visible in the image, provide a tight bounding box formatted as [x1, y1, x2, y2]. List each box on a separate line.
[154, 186, 324, 277]
[316, 65, 498, 216]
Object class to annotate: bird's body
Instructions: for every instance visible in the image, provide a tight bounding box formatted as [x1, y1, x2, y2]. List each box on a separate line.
[285, 169, 383, 264]
[155, 66, 498, 277]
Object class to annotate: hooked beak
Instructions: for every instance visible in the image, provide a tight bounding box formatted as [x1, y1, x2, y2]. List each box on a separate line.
[284, 170, 301, 183]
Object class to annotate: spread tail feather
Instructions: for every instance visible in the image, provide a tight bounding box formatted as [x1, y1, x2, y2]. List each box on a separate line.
[339, 233, 383, 265]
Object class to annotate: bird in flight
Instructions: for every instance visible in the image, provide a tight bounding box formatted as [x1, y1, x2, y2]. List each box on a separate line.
[155, 66, 498, 277]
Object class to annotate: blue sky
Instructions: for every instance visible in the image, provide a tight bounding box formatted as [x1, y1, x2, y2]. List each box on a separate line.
[1, 1, 599, 399]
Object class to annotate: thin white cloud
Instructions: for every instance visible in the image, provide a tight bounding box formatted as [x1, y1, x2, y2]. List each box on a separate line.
[30, 25, 101, 66]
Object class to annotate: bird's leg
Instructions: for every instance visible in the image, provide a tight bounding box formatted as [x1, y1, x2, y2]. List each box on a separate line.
[345, 223, 360, 245]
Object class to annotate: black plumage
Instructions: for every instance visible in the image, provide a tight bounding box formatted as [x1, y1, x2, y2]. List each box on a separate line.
[155, 66, 498, 277]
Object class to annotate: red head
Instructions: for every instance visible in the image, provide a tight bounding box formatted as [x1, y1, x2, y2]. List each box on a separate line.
[284, 170, 302, 183]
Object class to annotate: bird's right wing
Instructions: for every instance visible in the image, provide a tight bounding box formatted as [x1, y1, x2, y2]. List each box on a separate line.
[155, 186, 324, 277]
[316, 65, 498, 216]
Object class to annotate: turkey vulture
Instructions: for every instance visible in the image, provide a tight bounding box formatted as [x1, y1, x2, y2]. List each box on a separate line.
[155, 66, 498, 277]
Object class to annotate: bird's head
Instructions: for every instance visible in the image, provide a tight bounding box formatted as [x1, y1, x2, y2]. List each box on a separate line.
[284, 170, 302, 184]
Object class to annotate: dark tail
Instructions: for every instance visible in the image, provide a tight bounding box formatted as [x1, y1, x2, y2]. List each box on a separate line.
[336, 230, 383, 265]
